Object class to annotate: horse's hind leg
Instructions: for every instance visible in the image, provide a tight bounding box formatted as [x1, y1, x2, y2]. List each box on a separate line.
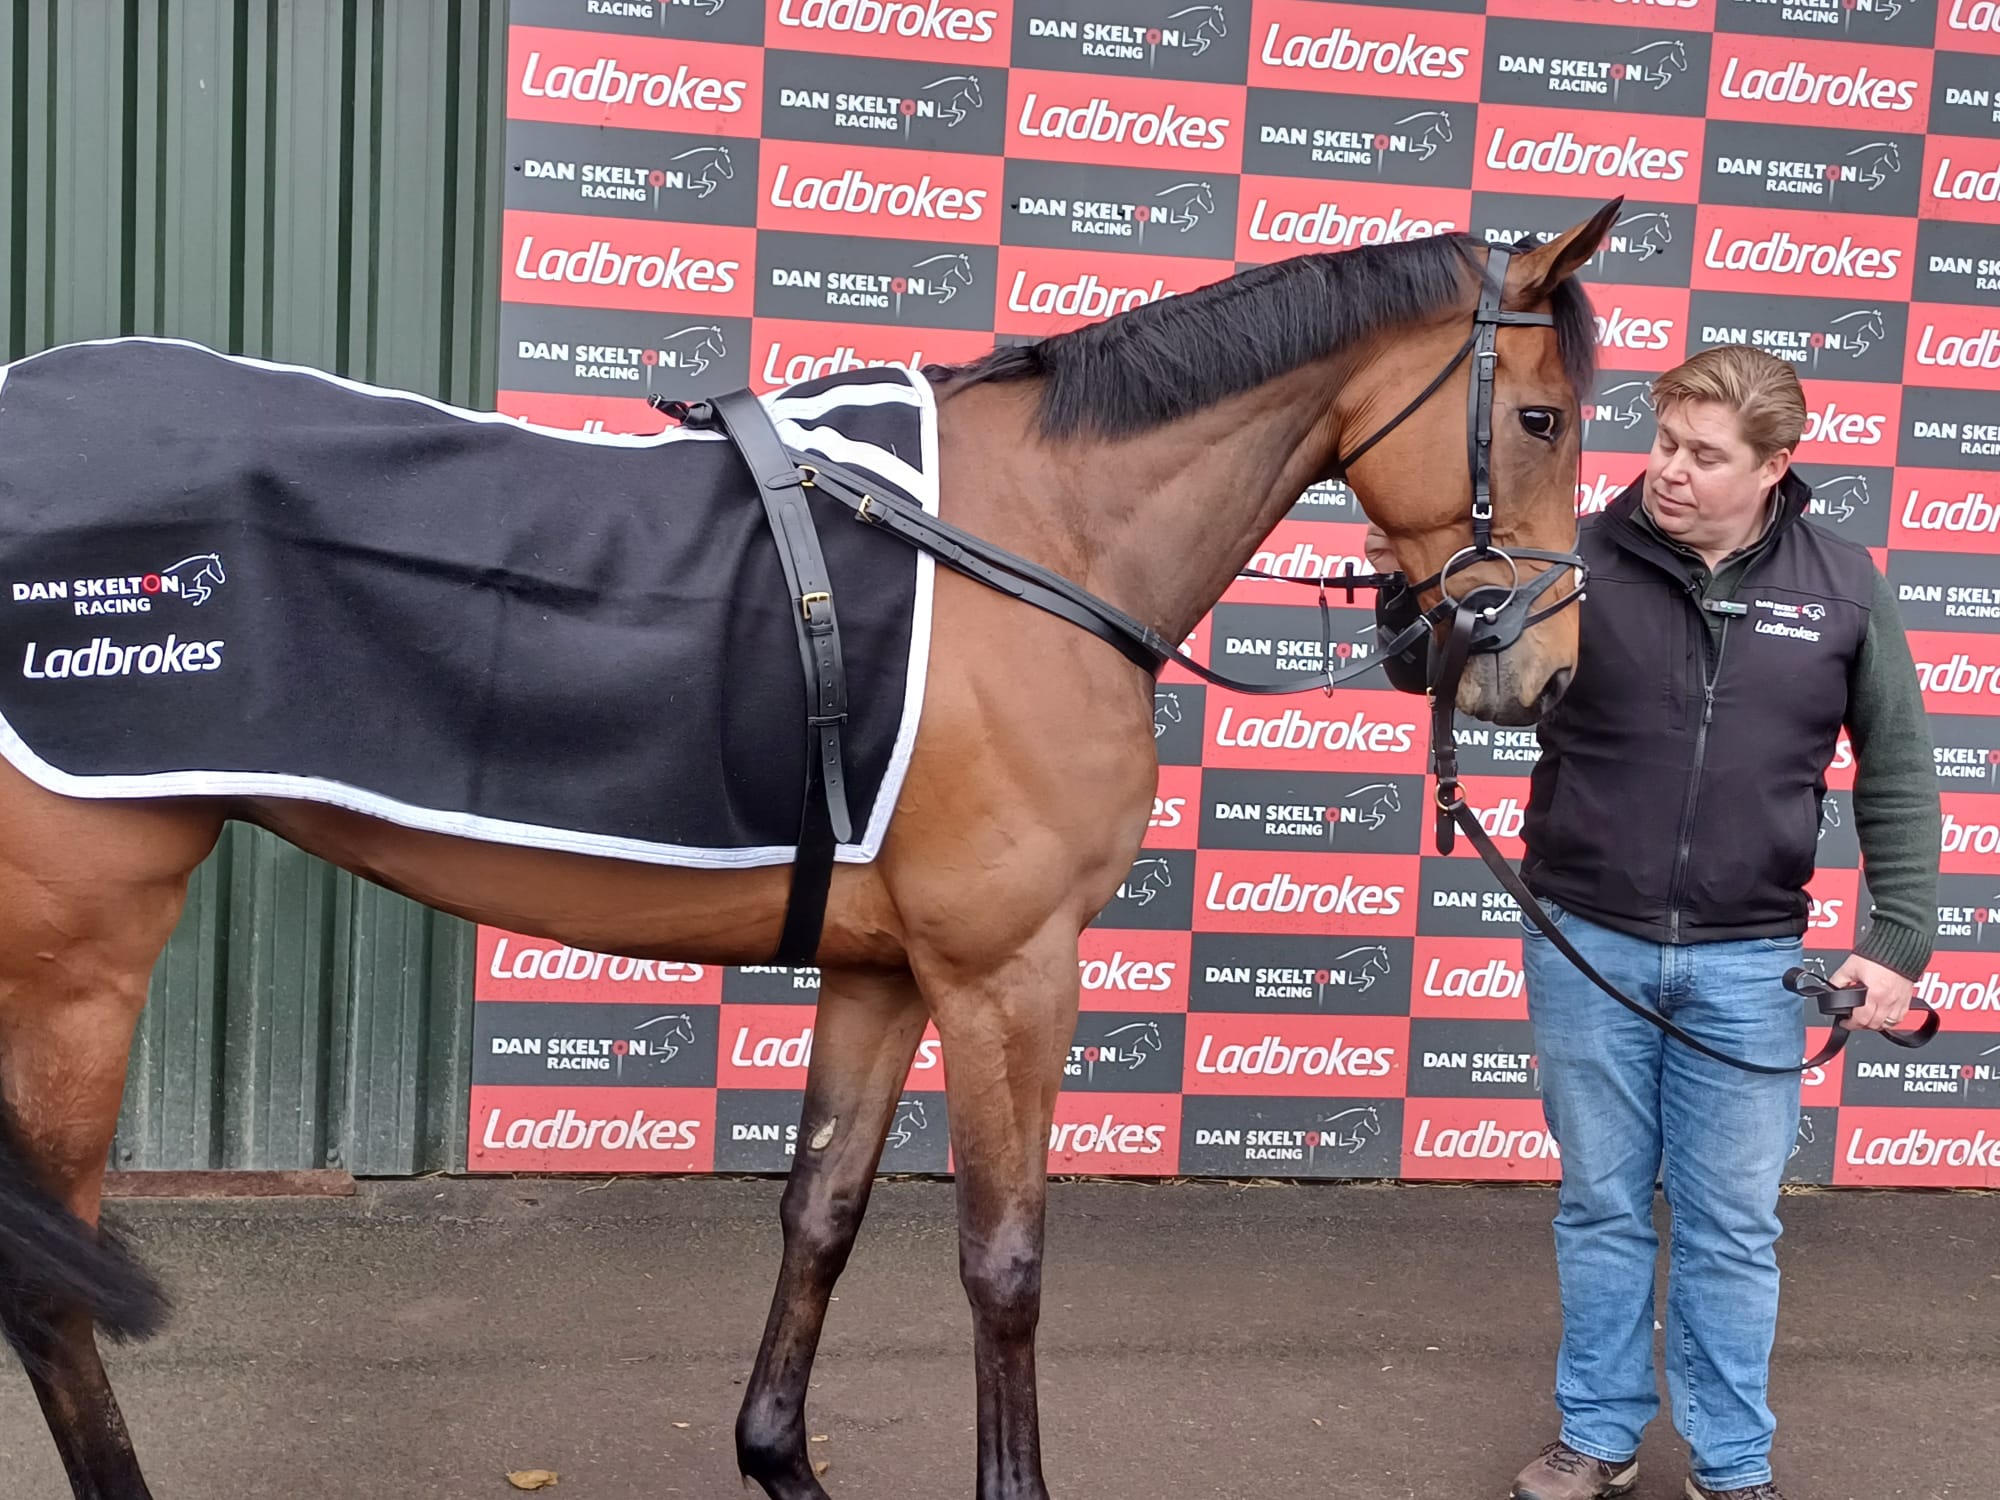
[737, 965, 928, 1500]
[918, 924, 1079, 1500]
[0, 784, 222, 1499]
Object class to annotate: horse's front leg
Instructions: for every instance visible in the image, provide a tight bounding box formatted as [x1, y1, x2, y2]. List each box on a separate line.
[736, 965, 928, 1500]
[917, 923, 1081, 1500]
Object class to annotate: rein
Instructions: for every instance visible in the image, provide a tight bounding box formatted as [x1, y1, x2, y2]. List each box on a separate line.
[661, 243, 1934, 1074]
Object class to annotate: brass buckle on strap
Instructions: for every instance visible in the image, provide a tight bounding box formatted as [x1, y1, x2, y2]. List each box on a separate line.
[801, 590, 831, 621]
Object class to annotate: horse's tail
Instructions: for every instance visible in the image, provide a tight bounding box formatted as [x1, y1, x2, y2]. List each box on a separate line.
[0, 1098, 168, 1378]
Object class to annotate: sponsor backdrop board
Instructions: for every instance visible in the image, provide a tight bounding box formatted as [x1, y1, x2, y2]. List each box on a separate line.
[480, 0, 2000, 1188]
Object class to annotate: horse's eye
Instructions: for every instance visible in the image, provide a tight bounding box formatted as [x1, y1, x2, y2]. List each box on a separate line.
[1520, 408, 1561, 443]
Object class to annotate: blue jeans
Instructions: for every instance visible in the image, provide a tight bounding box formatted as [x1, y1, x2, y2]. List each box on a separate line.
[1521, 899, 1807, 1492]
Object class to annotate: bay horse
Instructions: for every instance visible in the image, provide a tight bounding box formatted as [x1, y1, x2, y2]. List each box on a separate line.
[0, 199, 1620, 1498]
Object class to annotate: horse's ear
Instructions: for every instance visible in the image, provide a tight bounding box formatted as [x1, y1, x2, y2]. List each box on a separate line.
[1505, 197, 1624, 304]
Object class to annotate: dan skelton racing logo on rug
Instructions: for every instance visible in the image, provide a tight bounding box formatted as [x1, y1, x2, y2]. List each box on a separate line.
[10, 553, 227, 618]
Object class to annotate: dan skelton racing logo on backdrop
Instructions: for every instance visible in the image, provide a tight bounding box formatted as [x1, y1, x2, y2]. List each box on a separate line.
[1715, 0, 1936, 47]
[756, 231, 995, 327]
[1482, 20, 1710, 115]
[1472, 195, 1695, 286]
[1188, 933, 1414, 1015]
[1197, 768, 1423, 853]
[1003, 159, 1240, 261]
[1244, 89, 1473, 186]
[1688, 291, 1906, 383]
[510, 0, 766, 45]
[762, 52, 1008, 154]
[509, 121, 757, 224]
[1011, 0, 1250, 81]
[1180, 1095, 1405, 1177]
[1932, 51, 2000, 139]
[1701, 120, 1922, 218]
[1899, 386, 2000, 469]
[501, 304, 750, 397]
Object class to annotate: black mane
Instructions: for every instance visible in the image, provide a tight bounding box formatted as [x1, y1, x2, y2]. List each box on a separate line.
[933, 234, 1597, 442]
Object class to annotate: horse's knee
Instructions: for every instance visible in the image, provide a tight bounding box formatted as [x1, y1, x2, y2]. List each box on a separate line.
[777, 1175, 867, 1275]
[960, 1231, 1041, 1341]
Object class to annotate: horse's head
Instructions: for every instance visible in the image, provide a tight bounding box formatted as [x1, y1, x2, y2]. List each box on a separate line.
[1341, 200, 1619, 726]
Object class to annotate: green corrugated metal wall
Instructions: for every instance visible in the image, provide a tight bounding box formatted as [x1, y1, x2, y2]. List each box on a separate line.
[0, 0, 510, 1173]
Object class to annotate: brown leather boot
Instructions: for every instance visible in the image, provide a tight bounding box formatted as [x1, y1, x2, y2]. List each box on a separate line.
[1685, 1481, 1785, 1499]
[1510, 1440, 1639, 1500]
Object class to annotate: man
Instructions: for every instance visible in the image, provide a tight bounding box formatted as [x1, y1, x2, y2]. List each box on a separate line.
[1368, 345, 1941, 1500]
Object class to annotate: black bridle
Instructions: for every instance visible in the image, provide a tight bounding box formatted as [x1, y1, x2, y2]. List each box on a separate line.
[661, 243, 1934, 1073]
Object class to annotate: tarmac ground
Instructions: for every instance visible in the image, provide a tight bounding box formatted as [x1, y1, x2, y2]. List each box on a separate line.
[0, 1176, 1988, 1499]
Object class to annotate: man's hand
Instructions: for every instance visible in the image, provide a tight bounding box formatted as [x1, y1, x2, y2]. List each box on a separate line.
[1827, 953, 1915, 1031]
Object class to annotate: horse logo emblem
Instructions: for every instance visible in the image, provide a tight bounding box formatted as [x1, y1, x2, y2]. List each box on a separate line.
[1841, 140, 1902, 192]
[1812, 473, 1872, 524]
[632, 1012, 698, 1064]
[1148, 181, 1216, 236]
[160, 554, 226, 607]
[648, 326, 727, 386]
[1825, 309, 1886, 360]
[1168, 4, 1228, 57]
[1789, 1114, 1816, 1162]
[1152, 691, 1183, 739]
[1318, 946, 1394, 1004]
[664, 144, 735, 202]
[1625, 39, 1689, 93]
[1338, 782, 1402, 835]
[1587, 381, 1655, 434]
[1074, 1020, 1164, 1083]
[921, 74, 984, 128]
[1118, 856, 1173, 908]
[1611, 210, 1674, 263]
[901, 253, 975, 311]
[1392, 111, 1455, 164]
[1308, 1105, 1382, 1165]
[886, 1097, 929, 1150]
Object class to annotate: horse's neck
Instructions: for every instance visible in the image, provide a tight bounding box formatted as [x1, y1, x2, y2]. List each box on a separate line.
[994, 359, 1348, 651]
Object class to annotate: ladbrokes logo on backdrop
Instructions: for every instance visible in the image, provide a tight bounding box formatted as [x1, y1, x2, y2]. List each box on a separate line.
[1203, 689, 1426, 775]
[1692, 203, 1916, 298]
[1906, 302, 2000, 388]
[1707, 33, 1932, 131]
[1482, 19, 1709, 115]
[1401, 1097, 1561, 1181]
[761, 52, 1008, 154]
[1237, 176, 1468, 258]
[504, 210, 756, 313]
[1583, 281, 1689, 361]
[509, 28, 762, 131]
[1924, 133, 2000, 221]
[1245, 89, 1474, 186]
[1944, 0, 2000, 53]
[767, 0, 1014, 65]
[1689, 291, 1906, 384]
[759, 141, 1002, 242]
[1474, 103, 1703, 200]
[1183, 1012, 1408, 1094]
[1249, 0, 1482, 102]
[1011, 0, 1251, 81]
[1008, 69, 1244, 171]
[992, 244, 1232, 334]
[1193, 850, 1417, 936]
[1891, 469, 2000, 552]
[1794, 379, 1901, 466]
[748, 315, 992, 391]
[1004, 159, 1241, 260]
[1912, 632, 2000, 717]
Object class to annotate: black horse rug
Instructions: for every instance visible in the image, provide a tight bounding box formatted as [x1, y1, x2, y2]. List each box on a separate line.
[0, 336, 940, 868]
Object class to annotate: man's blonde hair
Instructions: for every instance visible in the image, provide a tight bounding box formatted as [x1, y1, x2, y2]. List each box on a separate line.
[1651, 345, 1806, 462]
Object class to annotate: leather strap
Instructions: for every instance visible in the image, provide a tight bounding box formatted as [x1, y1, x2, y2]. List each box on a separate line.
[705, 390, 853, 966]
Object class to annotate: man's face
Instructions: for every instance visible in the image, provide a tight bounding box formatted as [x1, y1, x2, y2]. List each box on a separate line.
[1644, 397, 1791, 555]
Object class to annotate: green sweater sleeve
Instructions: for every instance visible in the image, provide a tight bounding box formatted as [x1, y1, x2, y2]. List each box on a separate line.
[1844, 568, 1942, 979]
